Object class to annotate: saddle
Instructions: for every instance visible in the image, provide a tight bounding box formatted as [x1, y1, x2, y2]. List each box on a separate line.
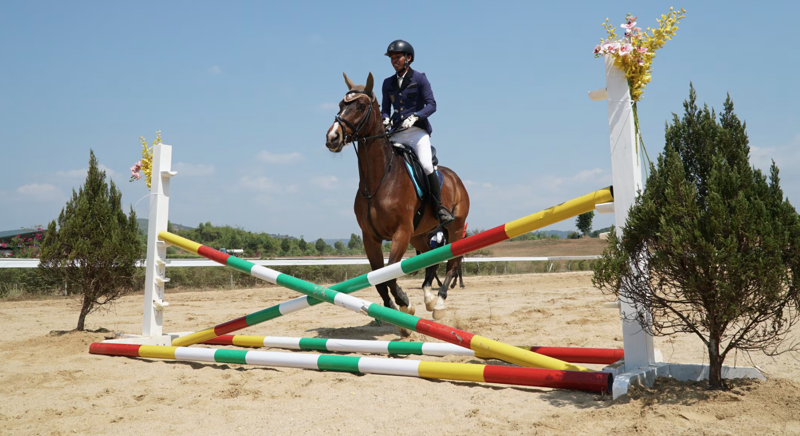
[392, 143, 444, 230]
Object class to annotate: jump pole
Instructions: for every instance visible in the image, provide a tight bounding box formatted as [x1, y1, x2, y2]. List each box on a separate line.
[89, 343, 613, 394]
[172, 186, 615, 348]
[203, 335, 625, 365]
[159, 231, 593, 372]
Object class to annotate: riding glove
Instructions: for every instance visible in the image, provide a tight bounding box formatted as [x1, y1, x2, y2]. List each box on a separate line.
[383, 117, 391, 132]
[401, 115, 418, 129]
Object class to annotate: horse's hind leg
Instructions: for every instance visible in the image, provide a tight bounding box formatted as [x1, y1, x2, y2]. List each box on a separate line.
[423, 266, 439, 311]
[453, 257, 465, 289]
[409, 235, 439, 312]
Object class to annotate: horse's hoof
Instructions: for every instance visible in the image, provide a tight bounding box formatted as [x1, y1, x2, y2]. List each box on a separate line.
[423, 287, 435, 311]
[399, 305, 416, 316]
[432, 297, 447, 320]
[397, 326, 413, 337]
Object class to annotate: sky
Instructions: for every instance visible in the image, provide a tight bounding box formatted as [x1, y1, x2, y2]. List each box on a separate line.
[2, 1, 798, 240]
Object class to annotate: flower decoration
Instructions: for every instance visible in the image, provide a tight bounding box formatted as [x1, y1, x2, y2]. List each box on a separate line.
[594, 8, 686, 102]
[129, 160, 142, 182]
[133, 131, 161, 189]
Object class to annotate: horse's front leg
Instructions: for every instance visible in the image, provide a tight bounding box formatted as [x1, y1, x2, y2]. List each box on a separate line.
[363, 237, 394, 311]
[387, 230, 413, 317]
[364, 233, 412, 337]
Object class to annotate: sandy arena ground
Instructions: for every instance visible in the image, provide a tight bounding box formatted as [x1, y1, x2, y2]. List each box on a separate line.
[2, 272, 800, 435]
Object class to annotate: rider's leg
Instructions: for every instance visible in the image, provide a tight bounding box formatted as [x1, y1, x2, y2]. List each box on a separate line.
[412, 135, 455, 225]
[393, 128, 454, 224]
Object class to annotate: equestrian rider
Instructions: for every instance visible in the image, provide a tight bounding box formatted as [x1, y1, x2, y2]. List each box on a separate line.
[381, 39, 454, 225]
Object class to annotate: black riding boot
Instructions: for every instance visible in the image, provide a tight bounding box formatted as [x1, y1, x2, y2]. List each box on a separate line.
[427, 173, 454, 225]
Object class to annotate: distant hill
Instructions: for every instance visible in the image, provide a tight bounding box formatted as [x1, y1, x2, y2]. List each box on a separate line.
[136, 219, 195, 232]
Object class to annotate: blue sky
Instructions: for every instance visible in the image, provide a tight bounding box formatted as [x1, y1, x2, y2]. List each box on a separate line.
[2, 1, 798, 240]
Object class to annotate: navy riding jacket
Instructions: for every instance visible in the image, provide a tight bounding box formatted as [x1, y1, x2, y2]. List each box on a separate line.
[381, 68, 436, 135]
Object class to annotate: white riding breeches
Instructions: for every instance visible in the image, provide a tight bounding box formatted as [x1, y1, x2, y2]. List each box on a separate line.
[391, 126, 434, 175]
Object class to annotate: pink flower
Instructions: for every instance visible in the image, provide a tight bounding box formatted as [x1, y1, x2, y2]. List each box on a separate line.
[627, 16, 637, 23]
[621, 21, 637, 31]
[637, 46, 648, 54]
[602, 41, 620, 53]
[638, 59, 645, 66]
[594, 44, 602, 54]
[130, 160, 143, 181]
[618, 43, 633, 56]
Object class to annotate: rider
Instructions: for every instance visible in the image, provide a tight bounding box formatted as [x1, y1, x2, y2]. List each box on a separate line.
[381, 39, 454, 225]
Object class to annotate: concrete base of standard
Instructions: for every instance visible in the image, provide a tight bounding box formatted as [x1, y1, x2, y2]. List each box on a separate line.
[604, 358, 765, 399]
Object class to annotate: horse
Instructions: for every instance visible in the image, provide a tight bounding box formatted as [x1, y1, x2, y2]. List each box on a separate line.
[325, 72, 470, 334]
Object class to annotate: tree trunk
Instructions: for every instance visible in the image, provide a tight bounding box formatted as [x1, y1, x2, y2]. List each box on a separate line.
[76, 295, 92, 331]
[707, 337, 724, 389]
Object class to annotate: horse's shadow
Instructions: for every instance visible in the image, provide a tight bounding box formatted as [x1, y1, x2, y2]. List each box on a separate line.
[305, 319, 400, 341]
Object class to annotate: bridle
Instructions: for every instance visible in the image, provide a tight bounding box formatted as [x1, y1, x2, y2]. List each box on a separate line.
[332, 89, 396, 241]
[333, 90, 384, 144]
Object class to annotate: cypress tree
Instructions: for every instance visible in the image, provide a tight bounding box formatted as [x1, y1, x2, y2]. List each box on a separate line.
[593, 85, 800, 389]
[576, 211, 595, 237]
[39, 150, 142, 331]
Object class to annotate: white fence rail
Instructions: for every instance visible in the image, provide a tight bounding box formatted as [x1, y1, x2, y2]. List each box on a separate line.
[0, 256, 599, 269]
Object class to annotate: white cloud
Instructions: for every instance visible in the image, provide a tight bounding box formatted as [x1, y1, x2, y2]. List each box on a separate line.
[239, 176, 281, 193]
[16, 184, 61, 201]
[256, 151, 304, 164]
[751, 134, 800, 173]
[310, 176, 338, 190]
[209, 65, 221, 74]
[99, 164, 117, 177]
[318, 102, 338, 110]
[173, 162, 216, 177]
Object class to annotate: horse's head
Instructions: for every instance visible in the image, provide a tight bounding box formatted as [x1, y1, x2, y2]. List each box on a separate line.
[325, 72, 377, 153]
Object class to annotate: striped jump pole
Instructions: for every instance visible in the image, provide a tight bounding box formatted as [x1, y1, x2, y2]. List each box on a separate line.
[89, 343, 613, 394]
[203, 335, 625, 365]
[172, 187, 614, 348]
[159, 231, 589, 372]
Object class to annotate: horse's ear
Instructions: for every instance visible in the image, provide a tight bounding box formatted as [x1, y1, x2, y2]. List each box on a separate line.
[343, 72, 355, 90]
[365, 72, 374, 96]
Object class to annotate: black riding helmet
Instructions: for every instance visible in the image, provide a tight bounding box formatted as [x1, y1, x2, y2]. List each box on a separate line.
[384, 39, 414, 63]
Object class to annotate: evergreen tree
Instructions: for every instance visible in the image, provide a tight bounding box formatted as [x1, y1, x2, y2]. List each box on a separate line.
[298, 236, 307, 253]
[280, 237, 291, 254]
[315, 238, 327, 256]
[39, 150, 142, 331]
[593, 86, 800, 389]
[576, 211, 594, 236]
[347, 233, 363, 251]
[334, 240, 345, 255]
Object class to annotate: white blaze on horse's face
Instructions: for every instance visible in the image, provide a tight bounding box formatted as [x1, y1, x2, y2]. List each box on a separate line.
[326, 104, 348, 152]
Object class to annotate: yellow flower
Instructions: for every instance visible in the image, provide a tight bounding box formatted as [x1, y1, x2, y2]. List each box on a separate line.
[138, 131, 162, 189]
[597, 8, 686, 102]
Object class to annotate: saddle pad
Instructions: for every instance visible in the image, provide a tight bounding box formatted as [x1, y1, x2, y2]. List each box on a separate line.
[404, 162, 443, 199]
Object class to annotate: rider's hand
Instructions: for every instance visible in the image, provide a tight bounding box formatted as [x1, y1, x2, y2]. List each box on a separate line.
[401, 115, 418, 129]
[383, 117, 391, 132]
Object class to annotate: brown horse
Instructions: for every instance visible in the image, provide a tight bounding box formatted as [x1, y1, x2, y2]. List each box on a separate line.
[325, 72, 470, 332]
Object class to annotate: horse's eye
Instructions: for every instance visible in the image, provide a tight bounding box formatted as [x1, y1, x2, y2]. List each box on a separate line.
[358, 103, 366, 111]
